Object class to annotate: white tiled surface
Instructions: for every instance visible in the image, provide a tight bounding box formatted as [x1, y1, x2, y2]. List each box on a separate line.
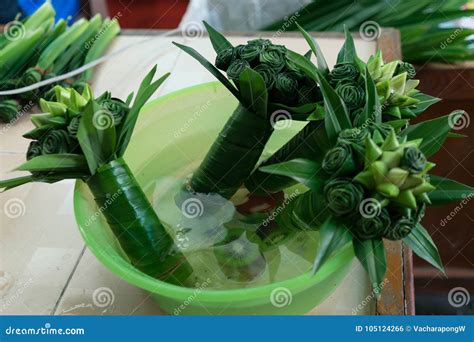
[0, 33, 376, 315]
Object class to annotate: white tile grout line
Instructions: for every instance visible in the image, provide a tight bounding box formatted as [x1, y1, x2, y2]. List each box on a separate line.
[51, 244, 87, 315]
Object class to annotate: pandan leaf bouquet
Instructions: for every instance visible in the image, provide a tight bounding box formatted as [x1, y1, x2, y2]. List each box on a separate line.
[173, 22, 323, 199]
[252, 25, 474, 292]
[0, 3, 119, 123]
[0, 66, 191, 284]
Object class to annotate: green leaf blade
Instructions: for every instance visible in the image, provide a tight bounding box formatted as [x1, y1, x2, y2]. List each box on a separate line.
[312, 217, 352, 274]
[259, 158, 323, 191]
[173, 42, 241, 101]
[353, 238, 387, 295]
[403, 224, 445, 274]
[428, 175, 474, 206]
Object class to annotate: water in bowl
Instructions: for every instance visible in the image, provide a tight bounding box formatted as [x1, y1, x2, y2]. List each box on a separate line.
[149, 173, 320, 290]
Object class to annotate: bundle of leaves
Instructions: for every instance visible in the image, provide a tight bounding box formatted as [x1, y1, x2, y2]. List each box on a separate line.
[256, 26, 474, 293]
[0, 3, 119, 123]
[245, 25, 438, 195]
[0, 67, 192, 284]
[216, 38, 321, 107]
[173, 22, 323, 198]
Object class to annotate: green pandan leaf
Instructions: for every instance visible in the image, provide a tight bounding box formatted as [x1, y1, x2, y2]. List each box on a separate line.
[312, 216, 352, 274]
[77, 101, 116, 174]
[447, 132, 466, 138]
[402, 111, 462, 157]
[361, 67, 381, 125]
[238, 68, 267, 117]
[173, 42, 241, 101]
[0, 176, 35, 192]
[287, 50, 352, 142]
[117, 69, 170, 157]
[353, 238, 387, 296]
[16, 154, 89, 173]
[296, 23, 329, 77]
[337, 27, 357, 65]
[411, 92, 441, 115]
[403, 224, 445, 274]
[259, 158, 323, 192]
[428, 175, 474, 205]
[203, 21, 233, 53]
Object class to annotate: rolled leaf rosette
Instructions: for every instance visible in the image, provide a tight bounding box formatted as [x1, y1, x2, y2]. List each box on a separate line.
[335, 82, 365, 111]
[354, 208, 391, 240]
[272, 73, 298, 102]
[395, 62, 416, 79]
[324, 178, 364, 216]
[173, 22, 321, 198]
[226, 59, 251, 82]
[384, 216, 415, 240]
[241, 44, 263, 64]
[322, 144, 356, 177]
[401, 146, 427, 173]
[0, 99, 19, 123]
[260, 45, 287, 71]
[215, 47, 234, 70]
[41, 129, 71, 154]
[0, 67, 192, 283]
[329, 62, 360, 86]
[253, 64, 276, 90]
[26, 141, 43, 160]
[96, 92, 129, 127]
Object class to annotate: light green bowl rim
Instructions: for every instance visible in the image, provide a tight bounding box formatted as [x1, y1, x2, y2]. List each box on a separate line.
[74, 81, 355, 304]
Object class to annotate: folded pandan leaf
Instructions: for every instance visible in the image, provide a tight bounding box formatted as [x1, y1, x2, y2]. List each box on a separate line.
[173, 22, 323, 198]
[0, 67, 192, 284]
[260, 118, 472, 293]
[246, 25, 442, 195]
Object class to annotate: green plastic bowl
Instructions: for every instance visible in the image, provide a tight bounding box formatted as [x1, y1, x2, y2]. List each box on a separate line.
[74, 82, 354, 315]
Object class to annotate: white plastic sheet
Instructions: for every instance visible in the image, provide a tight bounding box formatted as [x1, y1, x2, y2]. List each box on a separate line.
[180, 0, 311, 31]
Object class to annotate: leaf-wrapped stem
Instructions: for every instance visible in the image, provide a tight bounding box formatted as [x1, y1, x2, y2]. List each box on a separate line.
[87, 158, 192, 282]
[189, 103, 272, 198]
